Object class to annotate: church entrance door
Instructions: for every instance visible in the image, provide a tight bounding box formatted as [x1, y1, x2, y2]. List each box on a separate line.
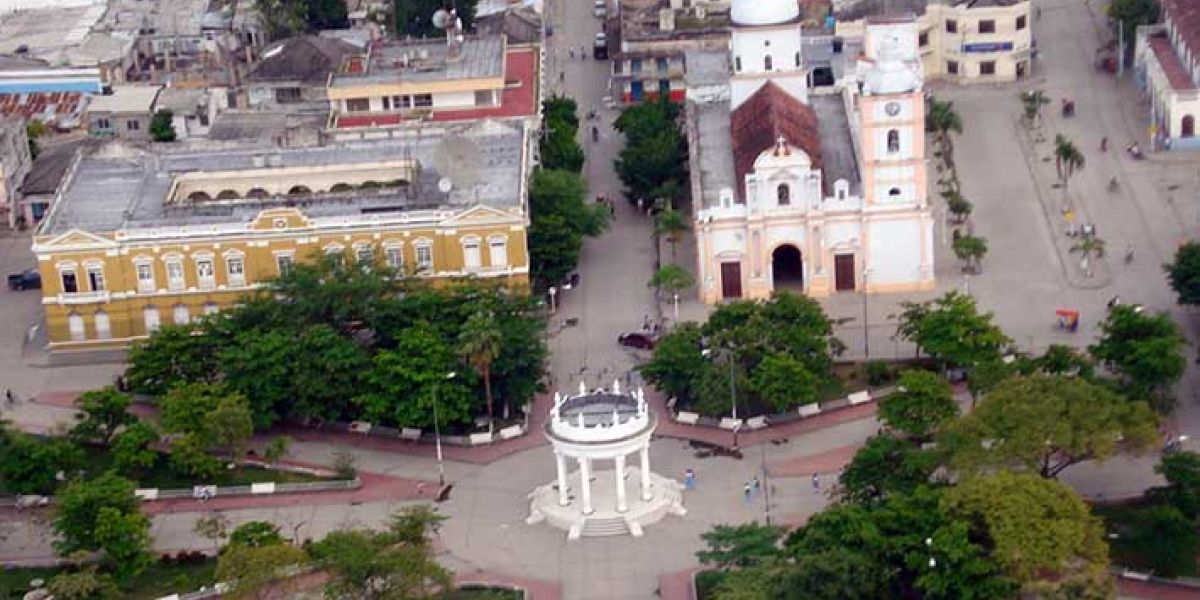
[771, 244, 804, 292]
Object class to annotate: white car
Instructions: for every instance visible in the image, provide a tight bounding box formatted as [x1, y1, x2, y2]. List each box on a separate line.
[593, 0, 607, 18]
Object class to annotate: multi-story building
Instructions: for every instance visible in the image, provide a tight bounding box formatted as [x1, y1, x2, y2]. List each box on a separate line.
[31, 117, 535, 350]
[245, 35, 360, 113]
[1135, 0, 1200, 150]
[610, 0, 732, 104]
[87, 85, 164, 140]
[836, 0, 1034, 84]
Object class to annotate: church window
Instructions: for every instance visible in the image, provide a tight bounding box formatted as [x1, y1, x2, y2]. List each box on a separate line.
[764, 55, 773, 71]
[980, 61, 996, 75]
[889, 188, 902, 197]
[946, 19, 958, 33]
[735, 56, 742, 72]
[978, 19, 995, 34]
[777, 184, 791, 206]
[947, 60, 959, 75]
[795, 52, 801, 67]
[887, 129, 900, 154]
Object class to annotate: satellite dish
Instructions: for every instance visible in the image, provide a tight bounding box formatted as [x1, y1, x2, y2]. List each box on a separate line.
[437, 177, 453, 193]
[432, 9, 451, 29]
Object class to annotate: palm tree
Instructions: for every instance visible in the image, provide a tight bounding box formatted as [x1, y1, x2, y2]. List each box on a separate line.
[926, 99, 964, 162]
[1019, 90, 1050, 128]
[1070, 234, 1105, 278]
[655, 206, 689, 264]
[1054, 134, 1086, 212]
[458, 310, 502, 432]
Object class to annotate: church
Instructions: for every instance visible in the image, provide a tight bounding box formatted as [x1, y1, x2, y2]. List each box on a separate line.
[687, 0, 936, 304]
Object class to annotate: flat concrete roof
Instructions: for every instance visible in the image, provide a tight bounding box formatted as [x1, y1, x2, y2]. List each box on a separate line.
[331, 36, 505, 86]
[88, 85, 163, 114]
[42, 118, 529, 235]
[691, 99, 735, 210]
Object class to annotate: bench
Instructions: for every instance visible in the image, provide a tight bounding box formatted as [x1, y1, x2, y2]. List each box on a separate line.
[718, 417, 743, 431]
[469, 431, 494, 446]
[499, 424, 524, 440]
[745, 415, 768, 430]
[250, 482, 276, 495]
[349, 421, 373, 434]
[847, 391, 872, 405]
[675, 411, 700, 425]
[798, 403, 822, 418]
[400, 428, 422, 441]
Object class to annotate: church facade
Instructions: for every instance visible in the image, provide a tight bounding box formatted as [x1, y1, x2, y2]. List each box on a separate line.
[688, 1, 935, 304]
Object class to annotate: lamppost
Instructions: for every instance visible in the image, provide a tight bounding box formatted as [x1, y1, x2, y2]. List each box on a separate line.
[433, 371, 457, 486]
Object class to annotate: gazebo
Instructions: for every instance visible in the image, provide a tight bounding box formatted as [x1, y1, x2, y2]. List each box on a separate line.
[525, 381, 686, 539]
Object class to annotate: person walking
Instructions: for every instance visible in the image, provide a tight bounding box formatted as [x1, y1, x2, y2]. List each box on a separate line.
[685, 468, 695, 490]
[811, 473, 820, 492]
[750, 476, 760, 497]
[743, 482, 753, 505]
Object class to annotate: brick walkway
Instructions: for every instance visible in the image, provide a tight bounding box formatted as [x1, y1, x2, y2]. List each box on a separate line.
[1116, 578, 1200, 600]
[658, 567, 701, 600]
[766, 443, 862, 478]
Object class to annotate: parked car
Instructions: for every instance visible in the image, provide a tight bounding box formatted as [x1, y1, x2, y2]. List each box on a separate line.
[618, 331, 657, 350]
[593, 0, 607, 18]
[593, 32, 608, 60]
[7, 268, 40, 291]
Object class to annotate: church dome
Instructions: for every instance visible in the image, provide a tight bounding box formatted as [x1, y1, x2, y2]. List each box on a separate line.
[731, 0, 801, 26]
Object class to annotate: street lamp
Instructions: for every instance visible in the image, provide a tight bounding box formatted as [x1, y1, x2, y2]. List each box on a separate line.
[433, 371, 457, 486]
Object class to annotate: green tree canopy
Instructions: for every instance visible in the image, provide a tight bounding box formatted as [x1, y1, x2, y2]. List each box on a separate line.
[94, 506, 152, 585]
[614, 97, 687, 203]
[310, 507, 452, 599]
[696, 522, 784, 570]
[1108, 0, 1161, 45]
[149, 109, 176, 142]
[230, 521, 286, 548]
[0, 428, 84, 495]
[839, 435, 942, 505]
[1090, 304, 1187, 408]
[216, 543, 309, 600]
[898, 291, 1011, 369]
[459, 310, 502, 429]
[941, 374, 1158, 478]
[878, 370, 959, 439]
[356, 323, 476, 428]
[1166, 241, 1200, 306]
[46, 568, 119, 600]
[1148, 450, 1200, 518]
[53, 473, 140, 555]
[394, 0, 476, 38]
[637, 322, 706, 403]
[110, 421, 159, 475]
[70, 387, 135, 445]
[528, 169, 608, 287]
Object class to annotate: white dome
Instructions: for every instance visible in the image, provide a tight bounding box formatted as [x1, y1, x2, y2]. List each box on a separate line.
[731, 0, 800, 26]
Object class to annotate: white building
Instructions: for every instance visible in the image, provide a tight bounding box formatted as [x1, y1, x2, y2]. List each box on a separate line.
[690, 1, 935, 303]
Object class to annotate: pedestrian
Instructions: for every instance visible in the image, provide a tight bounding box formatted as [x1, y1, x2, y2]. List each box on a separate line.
[637, 197, 645, 213]
[643, 314, 652, 331]
[1100, 136, 1108, 152]
[811, 473, 820, 492]
[743, 482, 753, 505]
[569, 47, 576, 59]
[751, 476, 760, 496]
[559, 71, 565, 83]
[685, 467, 695, 490]
[4, 388, 12, 404]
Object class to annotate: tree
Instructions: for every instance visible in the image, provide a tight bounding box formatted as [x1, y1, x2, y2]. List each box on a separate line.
[194, 514, 230, 554]
[614, 97, 687, 203]
[1123, 504, 1197, 578]
[965, 359, 1014, 403]
[647, 264, 695, 299]
[878, 370, 958, 439]
[839, 435, 941, 504]
[1035, 343, 1095, 379]
[539, 97, 584, 172]
[170, 433, 222, 480]
[394, 0, 477, 38]
[926, 99, 964, 159]
[94, 506, 152, 585]
[0, 429, 84, 494]
[750, 353, 818, 413]
[53, 473, 140, 555]
[527, 169, 608, 287]
[944, 190, 972, 223]
[1054, 134, 1085, 212]
[696, 522, 784, 570]
[110, 421, 160, 475]
[638, 322, 707, 404]
[655, 205, 689, 264]
[230, 521, 286, 547]
[207, 394, 254, 460]
[126, 324, 222, 395]
[216, 542, 309, 600]
[356, 324, 476, 428]
[1069, 233, 1106, 278]
[897, 291, 1011, 370]
[1018, 90, 1051, 126]
[149, 109, 176, 142]
[941, 375, 1158, 478]
[26, 120, 45, 160]
[388, 505, 446, 548]
[459, 310, 502, 432]
[263, 436, 291, 463]
[1165, 241, 1200, 306]
[46, 568, 120, 600]
[1090, 304, 1187, 408]
[1148, 451, 1200, 518]
[951, 235, 987, 273]
[70, 387, 134, 445]
[1108, 0, 1161, 53]
[942, 472, 1110, 588]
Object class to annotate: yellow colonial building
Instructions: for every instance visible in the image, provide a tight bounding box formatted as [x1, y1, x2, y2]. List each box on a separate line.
[32, 118, 534, 350]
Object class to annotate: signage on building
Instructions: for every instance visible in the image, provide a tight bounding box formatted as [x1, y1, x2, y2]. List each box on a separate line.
[962, 42, 1014, 53]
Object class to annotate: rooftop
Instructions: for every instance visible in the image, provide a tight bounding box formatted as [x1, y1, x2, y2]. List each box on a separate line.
[88, 85, 163, 114]
[690, 98, 736, 210]
[0, 91, 87, 128]
[834, 0, 1025, 21]
[331, 36, 505, 87]
[731, 82, 823, 200]
[41, 119, 529, 236]
[20, 137, 100, 196]
[248, 35, 360, 85]
[1163, 0, 1200, 72]
[619, 0, 732, 42]
[1149, 35, 1196, 91]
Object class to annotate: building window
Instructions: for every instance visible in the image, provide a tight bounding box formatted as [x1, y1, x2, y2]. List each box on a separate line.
[631, 59, 642, 73]
[275, 87, 302, 103]
[489, 237, 508, 268]
[978, 19, 995, 34]
[887, 129, 900, 154]
[356, 245, 373, 271]
[462, 238, 482, 270]
[203, 302, 219, 316]
[135, 261, 154, 292]
[126, 120, 140, 131]
[346, 98, 370, 112]
[226, 256, 245, 286]
[945, 19, 957, 33]
[84, 266, 104, 292]
[166, 259, 185, 291]
[61, 268, 78, 293]
[415, 243, 433, 272]
[735, 56, 742, 72]
[947, 60, 959, 75]
[777, 183, 791, 206]
[980, 61, 996, 75]
[655, 57, 668, 72]
[143, 306, 161, 333]
[276, 254, 294, 276]
[68, 312, 85, 341]
[392, 95, 412, 108]
[413, 94, 433, 108]
[474, 90, 495, 106]
[919, 31, 929, 47]
[385, 245, 403, 269]
[381, 96, 390, 110]
[1016, 14, 1027, 30]
[1183, 115, 1196, 137]
[173, 304, 190, 325]
[764, 55, 773, 71]
[794, 52, 801, 67]
[889, 187, 902, 197]
[94, 311, 111, 339]
[96, 117, 111, 130]
[195, 258, 215, 289]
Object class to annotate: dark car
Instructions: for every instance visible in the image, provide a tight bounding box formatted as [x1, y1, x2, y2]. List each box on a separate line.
[593, 32, 608, 60]
[618, 331, 657, 350]
[7, 268, 40, 291]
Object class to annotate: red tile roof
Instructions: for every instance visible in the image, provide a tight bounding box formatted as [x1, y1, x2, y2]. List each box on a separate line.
[1163, 0, 1200, 74]
[0, 92, 84, 127]
[730, 82, 822, 201]
[1150, 36, 1196, 91]
[334, 47, 539, 129]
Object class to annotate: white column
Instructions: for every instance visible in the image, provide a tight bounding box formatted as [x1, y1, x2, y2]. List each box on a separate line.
[579, 456, 594, 515]
[615, 454, 628, 512]
[555, 452, 570, 506]
[639, 445, 652, 500]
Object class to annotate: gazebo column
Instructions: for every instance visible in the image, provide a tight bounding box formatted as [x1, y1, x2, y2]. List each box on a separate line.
[639, 445, 652, 500]
[615, 454, 628, 512]
[555, 452, 570, 506]
[579, 456, 594, 515]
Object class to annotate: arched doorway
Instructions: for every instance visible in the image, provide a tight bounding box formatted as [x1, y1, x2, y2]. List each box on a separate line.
[1182, 115, 1195, 138]
[771, 244, 803, 291]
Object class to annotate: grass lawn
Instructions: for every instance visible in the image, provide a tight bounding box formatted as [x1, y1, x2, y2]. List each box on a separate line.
[0, 560, 216, 600]
[440, 587, 524, 600]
